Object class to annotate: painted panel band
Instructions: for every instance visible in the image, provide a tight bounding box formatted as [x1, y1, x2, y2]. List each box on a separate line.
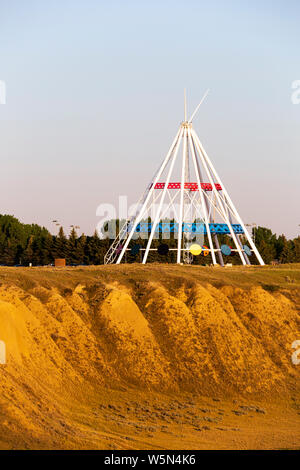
[128, 222, 244, 234]
[152, 182, 222, 191]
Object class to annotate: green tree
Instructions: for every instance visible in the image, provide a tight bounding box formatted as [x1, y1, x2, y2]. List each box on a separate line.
[67, 227, 78, 264]
[293, 237, 300, 262]
[52, 226, 67, 259]
[253, 227, 277, 264]
[279, 237, 294, 264]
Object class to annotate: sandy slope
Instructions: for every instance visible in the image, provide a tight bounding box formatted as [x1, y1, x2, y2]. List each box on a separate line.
[0, 264, 299, 449]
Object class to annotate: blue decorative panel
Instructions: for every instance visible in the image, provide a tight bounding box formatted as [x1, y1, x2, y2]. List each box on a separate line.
[129, 222, 244, 234]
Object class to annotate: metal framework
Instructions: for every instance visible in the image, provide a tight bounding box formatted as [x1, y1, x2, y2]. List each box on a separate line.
[104, 92, 264, 266]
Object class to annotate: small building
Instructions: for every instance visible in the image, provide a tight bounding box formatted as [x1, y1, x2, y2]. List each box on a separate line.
[54, 258, 66, 267]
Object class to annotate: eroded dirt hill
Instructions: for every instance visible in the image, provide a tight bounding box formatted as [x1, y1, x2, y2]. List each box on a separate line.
[0, 264, 299, 449]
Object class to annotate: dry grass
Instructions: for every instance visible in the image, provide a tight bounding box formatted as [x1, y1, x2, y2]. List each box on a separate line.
[0, 264, 299, 449]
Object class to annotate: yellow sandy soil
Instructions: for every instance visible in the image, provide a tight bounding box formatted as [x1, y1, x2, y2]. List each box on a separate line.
[0, 264, 299, 449]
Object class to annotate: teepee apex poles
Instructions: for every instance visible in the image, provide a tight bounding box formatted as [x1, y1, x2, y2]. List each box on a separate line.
[188, 89, 210, 123]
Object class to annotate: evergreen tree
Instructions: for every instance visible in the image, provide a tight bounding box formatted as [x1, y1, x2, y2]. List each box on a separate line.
[52, 226, 67, 259]
[67, 227, 78, 264]
[279, 237, 294, 264]
[293, 237, 300, 262]
[23, 235, 34, 265]
[254, 227, 277, 264]
[40, 234, 54, 265]
[76, 233, 87, 264]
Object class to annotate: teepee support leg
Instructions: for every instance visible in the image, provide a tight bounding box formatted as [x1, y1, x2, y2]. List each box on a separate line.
[188, 129, 217, 265]
[142, 127, 184, 264]
[116, 127, 182, 264]
[193, 138, 224, 265]
[213, 234, 224, 266]
[237, 235, 250, 265]
[191, 130, 246, 265]
[177, 128, 187, 264]
[227, 203, 250, 266]
[192, 130, 264, 266]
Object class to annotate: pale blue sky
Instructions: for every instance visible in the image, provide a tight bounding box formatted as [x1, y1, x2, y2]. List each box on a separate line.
[0, 0, 299, 237]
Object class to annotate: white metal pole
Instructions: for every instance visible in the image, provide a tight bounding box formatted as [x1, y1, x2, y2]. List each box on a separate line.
[188, 89, 210, 123]
[158, 190, 180, 222]
[142, 127, 184, 264]
[192, 138, 224, 265]
[177, 127, 187, 263]
[192, 130, 265, 266]
[116, 127, 182, 264]
[188, 128, 217, 264]
[191, 129, 246, 265]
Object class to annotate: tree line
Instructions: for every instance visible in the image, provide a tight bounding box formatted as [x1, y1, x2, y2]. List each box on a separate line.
[0, 214, 109, 266]
[0, 214, 299, 266]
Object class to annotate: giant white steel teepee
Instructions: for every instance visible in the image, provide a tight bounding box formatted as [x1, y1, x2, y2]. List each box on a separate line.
[104, 91, 264, 266]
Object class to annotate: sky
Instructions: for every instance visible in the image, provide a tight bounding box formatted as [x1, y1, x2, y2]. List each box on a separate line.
[0, 0, 299, 238]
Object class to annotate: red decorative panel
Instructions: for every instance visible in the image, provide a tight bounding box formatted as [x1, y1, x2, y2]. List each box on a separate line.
[185, 183, 198, 190]
[168, 182, 181, 189]
[153, 182, 222, 191]
[200, 183, 212, 191]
